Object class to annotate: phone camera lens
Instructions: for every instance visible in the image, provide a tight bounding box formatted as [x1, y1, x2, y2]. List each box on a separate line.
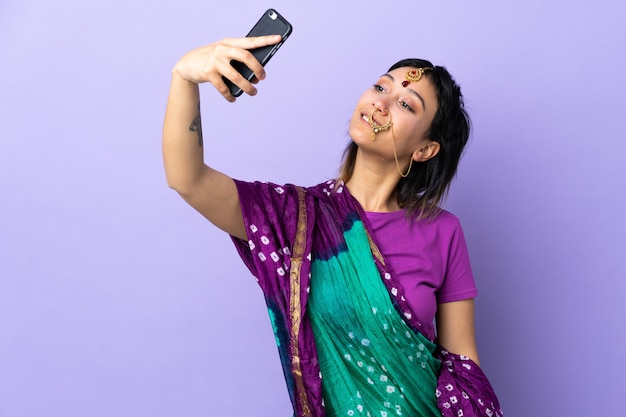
[269, 11, 277, 20]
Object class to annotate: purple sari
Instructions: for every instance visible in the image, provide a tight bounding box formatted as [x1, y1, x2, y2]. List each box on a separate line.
[231, 179, 503, 417]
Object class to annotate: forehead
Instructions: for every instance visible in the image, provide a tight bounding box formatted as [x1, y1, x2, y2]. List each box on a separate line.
[384, 67, 438, 111]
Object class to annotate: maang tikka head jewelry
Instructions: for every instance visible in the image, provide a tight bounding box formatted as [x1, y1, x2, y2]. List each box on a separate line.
[401, 67, 433, 87]
[368, 108, 393, 141]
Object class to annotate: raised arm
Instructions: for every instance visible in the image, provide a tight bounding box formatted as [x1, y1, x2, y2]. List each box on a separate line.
[162, 36, 282, 240]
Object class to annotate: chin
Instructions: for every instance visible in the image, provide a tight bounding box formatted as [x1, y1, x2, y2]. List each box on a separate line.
[348, 127, 366, 146]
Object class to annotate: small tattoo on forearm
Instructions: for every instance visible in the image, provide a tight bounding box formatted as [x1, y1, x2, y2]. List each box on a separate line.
[189, 104, 203, 147]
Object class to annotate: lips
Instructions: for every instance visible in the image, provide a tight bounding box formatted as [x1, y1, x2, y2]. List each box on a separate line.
[362, 112, 386, 127]
[362, 113, 380, 126]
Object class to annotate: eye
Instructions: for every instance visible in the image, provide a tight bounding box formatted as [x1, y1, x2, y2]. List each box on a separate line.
[400, 100, 414, 113]
[373, 84, 386, 93]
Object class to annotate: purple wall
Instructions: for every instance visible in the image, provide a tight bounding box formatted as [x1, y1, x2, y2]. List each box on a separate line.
[1, 1, 625, 416]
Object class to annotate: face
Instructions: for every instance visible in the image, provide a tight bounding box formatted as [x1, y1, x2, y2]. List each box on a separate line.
[349, 67, 439, 162]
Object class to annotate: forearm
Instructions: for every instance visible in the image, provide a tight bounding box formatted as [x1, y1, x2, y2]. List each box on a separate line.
[162, 72, 205, 194]
[161, 36, 282, 238]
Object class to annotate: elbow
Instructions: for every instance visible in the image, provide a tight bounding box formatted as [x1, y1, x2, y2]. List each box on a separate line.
[165, 173, 195, 197]
[164, 171, 180, 192]
[165, 175, 180, 192]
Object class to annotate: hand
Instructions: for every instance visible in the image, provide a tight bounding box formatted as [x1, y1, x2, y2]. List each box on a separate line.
[172, 35, 282, 102]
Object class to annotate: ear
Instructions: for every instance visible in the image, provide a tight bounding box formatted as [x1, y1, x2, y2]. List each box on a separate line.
[412, 141, 440, 162]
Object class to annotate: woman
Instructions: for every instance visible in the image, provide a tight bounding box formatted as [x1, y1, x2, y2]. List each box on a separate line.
[163, 35, 502, 417]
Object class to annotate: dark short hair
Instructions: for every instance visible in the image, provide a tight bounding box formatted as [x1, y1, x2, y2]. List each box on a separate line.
[340, 58, 470, 218]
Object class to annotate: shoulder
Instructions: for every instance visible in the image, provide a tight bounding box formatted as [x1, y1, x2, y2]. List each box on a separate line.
[433, 209, 462, 227]
[414, 208, 463, 233]
[234, 179, 337, 209]
[304, 179, 344, 196]
[234, 179, 300, 194]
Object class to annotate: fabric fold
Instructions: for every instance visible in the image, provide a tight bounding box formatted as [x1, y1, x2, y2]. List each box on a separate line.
[231, 179, 503, 417]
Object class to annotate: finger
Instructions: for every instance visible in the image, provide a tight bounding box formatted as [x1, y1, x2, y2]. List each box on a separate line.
[205, 61, 243, 101]
[225, 48, 267, 81]
[217, 60, 258, 97]
[210, 74, 237, 102]
[221, 34, 282, 49]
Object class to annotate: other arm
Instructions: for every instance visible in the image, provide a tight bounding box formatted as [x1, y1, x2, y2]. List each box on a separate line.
[436, 298, 480, 365]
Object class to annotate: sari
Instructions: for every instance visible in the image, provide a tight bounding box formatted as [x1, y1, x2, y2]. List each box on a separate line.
[232, 179, 502, 417]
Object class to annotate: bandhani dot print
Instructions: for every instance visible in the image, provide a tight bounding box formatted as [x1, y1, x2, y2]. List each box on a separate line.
[232, 180, 502, 417]
[308, 218, 442, 417]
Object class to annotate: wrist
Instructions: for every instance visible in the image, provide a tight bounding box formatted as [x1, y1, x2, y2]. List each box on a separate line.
[171, 66, 196, 85]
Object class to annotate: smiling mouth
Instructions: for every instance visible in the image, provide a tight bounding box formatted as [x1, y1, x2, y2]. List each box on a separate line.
[365, 110, 393, 132]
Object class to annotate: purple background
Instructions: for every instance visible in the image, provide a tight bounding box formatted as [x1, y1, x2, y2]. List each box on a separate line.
[1, 1, 625, 416]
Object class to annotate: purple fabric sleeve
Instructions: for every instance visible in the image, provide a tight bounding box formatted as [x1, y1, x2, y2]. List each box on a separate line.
[230, 180, 300, 294]
[438, 213, 477, 302]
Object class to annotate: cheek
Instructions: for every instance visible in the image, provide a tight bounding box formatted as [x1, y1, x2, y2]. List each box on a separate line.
[348, 115, 370, 143]
[395, 117, 424, 141]
[396, 122, 431, 152]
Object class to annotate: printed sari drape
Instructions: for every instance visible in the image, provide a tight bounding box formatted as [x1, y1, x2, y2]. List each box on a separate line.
[308, 217, 441, 416]
[232, 179, 502, 417]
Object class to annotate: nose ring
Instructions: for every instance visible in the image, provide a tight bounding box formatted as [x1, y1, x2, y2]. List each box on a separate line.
[368, 108, 393, 141]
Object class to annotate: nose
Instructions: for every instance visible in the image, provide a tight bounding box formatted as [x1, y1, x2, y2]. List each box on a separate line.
[370, 101, 391, 125]
[371, 99, 390, 116]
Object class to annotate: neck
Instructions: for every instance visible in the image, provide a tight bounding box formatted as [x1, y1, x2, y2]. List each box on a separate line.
[345, 148, 402, 212]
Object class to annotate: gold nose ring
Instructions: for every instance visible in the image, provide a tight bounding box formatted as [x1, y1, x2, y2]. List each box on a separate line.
[368, 108, 393, 141]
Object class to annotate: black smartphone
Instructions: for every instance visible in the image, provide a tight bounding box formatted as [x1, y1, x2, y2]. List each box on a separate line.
[223, 9, 293, 97]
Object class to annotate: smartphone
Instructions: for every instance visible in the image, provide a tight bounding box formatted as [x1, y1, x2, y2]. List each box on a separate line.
[223, 9, 293, 97]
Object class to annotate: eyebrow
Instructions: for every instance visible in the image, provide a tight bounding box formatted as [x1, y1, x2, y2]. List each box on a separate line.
[382, 73, 427, 111]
